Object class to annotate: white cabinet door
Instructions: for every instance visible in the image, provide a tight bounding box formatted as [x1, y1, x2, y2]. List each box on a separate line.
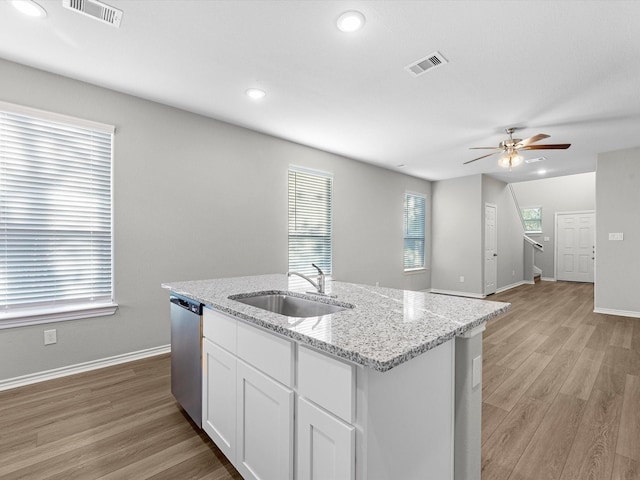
[236, 361, 294, 480]
[297, 397, 355, 480]
[202, 338, 236, 461]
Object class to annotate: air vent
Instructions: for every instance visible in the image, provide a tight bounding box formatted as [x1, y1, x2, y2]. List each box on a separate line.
[525, 156, 547, 164]
[63, 0, 123, 28]
[405, 51, 448, 77]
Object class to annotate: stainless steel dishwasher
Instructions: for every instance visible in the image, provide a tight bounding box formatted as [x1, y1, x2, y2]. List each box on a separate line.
[170, 294, 203, 427]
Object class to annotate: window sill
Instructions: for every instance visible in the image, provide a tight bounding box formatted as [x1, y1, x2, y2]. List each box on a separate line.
[404, 268, 428, 275]
[0, 303, 118, 330]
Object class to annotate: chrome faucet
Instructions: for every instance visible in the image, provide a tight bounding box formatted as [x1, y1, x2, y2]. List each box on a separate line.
[287, 263, 326, 295]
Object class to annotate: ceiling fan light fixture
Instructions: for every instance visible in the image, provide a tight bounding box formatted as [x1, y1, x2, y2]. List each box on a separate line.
[498, 152, 523, 169]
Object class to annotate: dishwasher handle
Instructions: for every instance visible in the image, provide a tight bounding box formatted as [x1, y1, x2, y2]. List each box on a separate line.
[170, 295, 203, 315]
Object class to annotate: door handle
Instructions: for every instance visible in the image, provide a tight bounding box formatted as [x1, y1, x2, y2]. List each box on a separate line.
[493, 253, 498, 257]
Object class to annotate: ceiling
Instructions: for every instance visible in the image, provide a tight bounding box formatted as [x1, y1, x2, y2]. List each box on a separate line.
[1, 0, 639, 183]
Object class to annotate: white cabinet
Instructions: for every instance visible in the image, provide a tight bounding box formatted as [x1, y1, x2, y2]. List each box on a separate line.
[202, 307, 456, 480]
[236, 361, 294, 480]
[202, 308, 294, 480]
[202, 338, 236, 461]
[297, 397, 355, 480]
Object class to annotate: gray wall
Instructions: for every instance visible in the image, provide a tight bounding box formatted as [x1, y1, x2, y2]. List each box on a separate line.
[431, 175, 484, 295]
[595, 148, 640, 315]
[431, 174, 525, 297]
[0, 58, 430, 381]
[482, 176, 525, 290]
[511, 173, 595, 279]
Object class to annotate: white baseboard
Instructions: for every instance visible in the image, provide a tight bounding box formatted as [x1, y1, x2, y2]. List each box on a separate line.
[496, 281, 530, 294]
[541, 277, 556, 282]
[0, 344, 171, 392]
[593, 307, 640, 319]
[429, 289, 485, 299]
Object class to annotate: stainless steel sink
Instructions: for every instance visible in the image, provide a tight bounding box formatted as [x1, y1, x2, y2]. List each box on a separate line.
[230, 293, 351, 318]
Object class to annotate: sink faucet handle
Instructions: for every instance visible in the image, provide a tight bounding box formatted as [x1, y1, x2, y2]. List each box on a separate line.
[311, 263, 324, 276]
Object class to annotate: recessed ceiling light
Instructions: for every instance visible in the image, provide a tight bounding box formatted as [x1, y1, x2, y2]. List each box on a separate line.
[537, 169, 547, 175]
[11, 0, 47, 17]
[245, 88, 266, 100]
[336, 11, 365, 33]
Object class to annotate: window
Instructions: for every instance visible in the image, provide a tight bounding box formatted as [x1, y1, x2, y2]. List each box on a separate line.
[0, 102, 115, 326]
[521, 206, 542, 233]
[404, 192, 426, 270]
[288, 167, 332, 276]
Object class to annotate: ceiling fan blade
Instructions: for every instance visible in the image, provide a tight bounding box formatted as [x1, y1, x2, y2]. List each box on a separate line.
[469, 147, 501, 150]
[521, 144, 571, 150]
[515, 133, 550, 148]
[464, 152, 499, 164]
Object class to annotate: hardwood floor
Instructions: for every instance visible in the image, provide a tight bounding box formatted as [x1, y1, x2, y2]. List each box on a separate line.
[0, 281, 637, 479]
[484, 281, 640, 480]
[0, 354, 242, 479]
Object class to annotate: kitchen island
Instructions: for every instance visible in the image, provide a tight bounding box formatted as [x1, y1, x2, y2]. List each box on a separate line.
[162, 274, 509, 480]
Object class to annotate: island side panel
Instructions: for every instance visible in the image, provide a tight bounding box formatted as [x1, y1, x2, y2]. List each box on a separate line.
[454, 325, 485, 480]
[358, 339, 455, 480]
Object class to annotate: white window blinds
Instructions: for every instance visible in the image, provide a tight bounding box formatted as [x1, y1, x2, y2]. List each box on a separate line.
[288, 167, 332, 276]
[0, 104, 114, 314]
[404, 192, 426, 270]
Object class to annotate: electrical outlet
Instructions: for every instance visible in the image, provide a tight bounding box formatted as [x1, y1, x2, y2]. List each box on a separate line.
[472, 355, 482, 388]
[459, 276, 465, 283]
[608, 232, 624, 241]
[375, 281, 379, 287]
[512, 270, 516, 276]
[44, 329, 57, 345]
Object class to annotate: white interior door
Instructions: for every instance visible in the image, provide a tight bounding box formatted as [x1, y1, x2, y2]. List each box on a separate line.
[484, 203, 497, 295]
[556, 212, 595, 282]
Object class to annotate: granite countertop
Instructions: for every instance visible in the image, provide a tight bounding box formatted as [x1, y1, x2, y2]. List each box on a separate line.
[162, 274, 510, 372]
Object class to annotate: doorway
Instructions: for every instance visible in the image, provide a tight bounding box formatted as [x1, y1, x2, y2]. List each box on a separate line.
[484, 203, 497, 295]
[556, 211, 595, 282]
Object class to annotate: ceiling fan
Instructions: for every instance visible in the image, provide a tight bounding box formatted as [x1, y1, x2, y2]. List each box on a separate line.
[465, 127, 571, 168]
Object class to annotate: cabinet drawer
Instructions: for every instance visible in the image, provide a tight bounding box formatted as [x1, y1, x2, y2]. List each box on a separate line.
[203, 307, 237, 354]
[298, 345, 354, 423]
[237, 320, 294, 387]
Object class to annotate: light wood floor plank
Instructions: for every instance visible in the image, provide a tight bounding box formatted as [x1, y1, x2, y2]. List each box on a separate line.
[525, 348, 580, 404]
[509, 393, 587, 480]
[560, 347, 606, 401]
[559, 387, 623, 480]
[610, 320, 634, 349]
[481, 402, 509, 445]
[612, 454, 640, 480]
[485, 352, 552, 411]
[482, 396, 550, 479]
[563, 324, 597, 352]
[616, 374, 640, 461]
[496, 332, 549, 370]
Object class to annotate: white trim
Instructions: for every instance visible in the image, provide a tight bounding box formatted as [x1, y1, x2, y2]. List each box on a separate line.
[0, 344, 170, 392]
[541, 277, 556, 282]
[593, 307, 640, 319]
[403, 267, 428, 275]
[0, 303, 118, 329]
[495, 281, 530, 294]
[0, 100, 115, 133]
[288, 164, 333, 178]
[429, 289, 485, 299]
